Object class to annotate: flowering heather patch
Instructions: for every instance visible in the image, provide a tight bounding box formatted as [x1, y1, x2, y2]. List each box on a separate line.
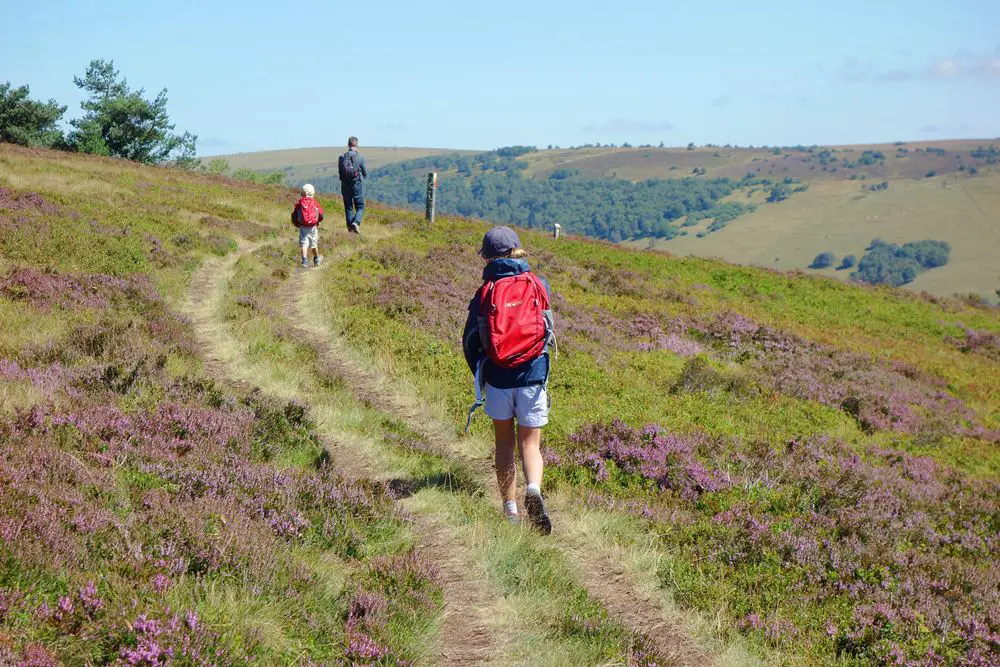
[0, 266, 159, 311]
[946, 323, 1000, 361]
[548, 294, 628, 355]
[0, 187, 60, 215]
[0, 358, 81, 398]
[560, 420, 1000, 663]
[0, 383, 408, 660]
[569, 420, 729, 499]
[342, 553, 442, 662]
[627, 312, 704, 356]
[369, 244, 483, 341]
[691, 311, 992, 439]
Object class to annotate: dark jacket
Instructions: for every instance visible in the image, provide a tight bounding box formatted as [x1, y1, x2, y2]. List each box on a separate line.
[462, 258, 552, 389]
[339, 149, 367, 183]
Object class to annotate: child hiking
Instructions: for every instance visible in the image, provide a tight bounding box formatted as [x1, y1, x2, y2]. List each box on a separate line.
[463, 226, 556, 534]
[292, 183, 324, 267]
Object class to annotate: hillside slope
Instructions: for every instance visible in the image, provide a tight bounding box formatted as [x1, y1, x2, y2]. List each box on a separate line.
[1, 144, 998, 665]
[269, 140, 1000, 300]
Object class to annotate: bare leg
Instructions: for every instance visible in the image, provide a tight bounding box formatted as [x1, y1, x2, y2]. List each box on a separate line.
[517, 426, 544, 488]
[300, 244, 308, 261]
[493, 418, 517, 503]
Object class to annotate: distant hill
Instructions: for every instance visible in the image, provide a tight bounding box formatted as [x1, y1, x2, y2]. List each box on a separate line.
[218, 140, 1000, 301]
[200, 146, 478, 184]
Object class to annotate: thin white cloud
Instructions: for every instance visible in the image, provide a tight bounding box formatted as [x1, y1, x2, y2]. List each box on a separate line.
[919, 124, 942, 134]
[582, 118, 675, 134]
[926, 53, 1000, 79]
[928, 59, 963, 78]
[710, 94, 732, 107]
[835, 50, 1000, 83]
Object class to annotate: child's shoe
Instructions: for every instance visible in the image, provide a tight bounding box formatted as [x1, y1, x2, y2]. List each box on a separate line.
[524, 491, 551, 535]
[503, 500, 520, 525]
[314, 255, 323, 267]
[301, 258, 309, 268]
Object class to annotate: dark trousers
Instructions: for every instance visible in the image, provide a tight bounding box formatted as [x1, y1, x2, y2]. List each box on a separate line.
[342, 181, 364, 228]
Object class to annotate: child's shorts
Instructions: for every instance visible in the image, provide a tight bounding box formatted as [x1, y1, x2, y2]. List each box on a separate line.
[299, 226, 319, 249]
[484, 384, 549, 427]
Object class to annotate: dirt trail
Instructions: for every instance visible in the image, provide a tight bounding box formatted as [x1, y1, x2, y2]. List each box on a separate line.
[289, 229, 720, 666]
[183, 237, 500, 666]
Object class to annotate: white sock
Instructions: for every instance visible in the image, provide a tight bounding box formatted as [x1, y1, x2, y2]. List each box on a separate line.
[526, 483, 541, 497]
[504, 500, 518, 515]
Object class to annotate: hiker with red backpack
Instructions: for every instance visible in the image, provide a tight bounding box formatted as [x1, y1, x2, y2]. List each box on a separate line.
[463, 226, 556, 534]
[338, 136, 367, 234]
[292, 183, 325, 267]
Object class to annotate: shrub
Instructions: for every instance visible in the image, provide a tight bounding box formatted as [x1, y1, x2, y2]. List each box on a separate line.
[837, 254, 857, 270]
[767, 185, 790, 203]
[809, 251, 836, 269]
[548, 168, 579, 180]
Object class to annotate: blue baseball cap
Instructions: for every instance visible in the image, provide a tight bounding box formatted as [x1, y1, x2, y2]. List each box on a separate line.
[478, 226, 521, 258]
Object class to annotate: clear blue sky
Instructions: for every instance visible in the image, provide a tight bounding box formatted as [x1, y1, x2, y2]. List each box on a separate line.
[3, 0, 998, 154]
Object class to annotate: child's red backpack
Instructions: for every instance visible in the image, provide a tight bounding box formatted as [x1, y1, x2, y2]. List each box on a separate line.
[476, 273, 550, 368]
[293, 198, 321, 227]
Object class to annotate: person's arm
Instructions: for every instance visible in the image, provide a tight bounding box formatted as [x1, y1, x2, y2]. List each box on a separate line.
[462, 294, 483, 375]
[359, 154, 368, 179]
[537, 274, 557, 352]
[317, 202, 325, 223]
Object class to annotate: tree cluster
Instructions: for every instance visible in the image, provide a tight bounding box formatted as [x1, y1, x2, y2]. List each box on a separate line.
[317, 149, 743, 242]
[1, 59, 195, 164]
[851, 239, 950, 287]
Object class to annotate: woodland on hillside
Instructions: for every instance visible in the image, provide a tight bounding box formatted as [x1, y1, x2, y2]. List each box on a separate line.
[312, 147, 761, 242]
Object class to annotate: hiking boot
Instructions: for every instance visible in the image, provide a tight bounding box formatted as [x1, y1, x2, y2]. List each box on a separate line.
[314, 255, 323, 267]
[349, 222, 360, 234]
[300, 258, 309, 268]
[524, 492, 551, 535]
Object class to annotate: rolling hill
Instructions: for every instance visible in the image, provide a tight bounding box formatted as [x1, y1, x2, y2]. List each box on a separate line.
[282, 139, 1000, 302]
[1, 142, 998, 664]
[201, 145, 478, 184]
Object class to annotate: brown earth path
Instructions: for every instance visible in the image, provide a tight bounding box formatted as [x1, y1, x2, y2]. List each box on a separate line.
[287, 226, 730, 667]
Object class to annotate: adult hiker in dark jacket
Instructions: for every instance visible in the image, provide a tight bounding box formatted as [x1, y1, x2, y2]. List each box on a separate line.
[338, 136, 368, 233]
[462, 226, 554, 534]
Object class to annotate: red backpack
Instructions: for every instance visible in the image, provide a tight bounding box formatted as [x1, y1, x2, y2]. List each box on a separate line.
[294, 198, 321, 227]
[476, 273, 550, 368]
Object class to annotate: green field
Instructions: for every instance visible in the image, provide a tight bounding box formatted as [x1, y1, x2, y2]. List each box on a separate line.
[637, 169, 1000, 301]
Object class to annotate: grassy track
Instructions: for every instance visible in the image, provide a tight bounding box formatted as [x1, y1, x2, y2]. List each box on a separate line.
[187, 217, 740, 665]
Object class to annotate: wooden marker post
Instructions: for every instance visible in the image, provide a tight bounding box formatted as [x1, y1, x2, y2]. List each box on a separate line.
[553, 223, 561, 239]
[426, 172, 437, 223]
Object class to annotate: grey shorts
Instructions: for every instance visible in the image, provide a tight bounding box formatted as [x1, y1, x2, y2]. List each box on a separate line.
[298, 226, 318, 248]
[484, 384, 549, 427]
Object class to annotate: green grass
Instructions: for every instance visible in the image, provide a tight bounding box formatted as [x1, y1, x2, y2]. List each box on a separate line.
[215, 236, 673, 664]
[3, 143, 997, 664]
[310, 213, 1000, 663]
